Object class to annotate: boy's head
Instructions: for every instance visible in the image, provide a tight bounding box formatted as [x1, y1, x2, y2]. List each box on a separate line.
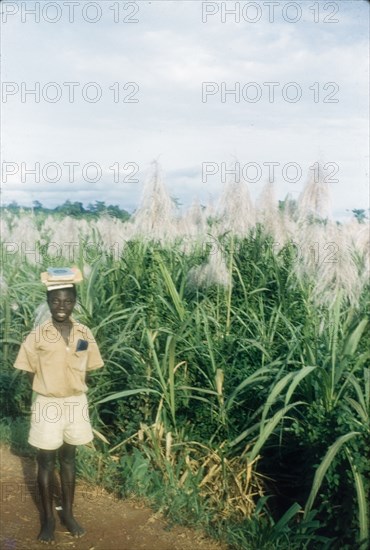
[47, 286, 76, 323]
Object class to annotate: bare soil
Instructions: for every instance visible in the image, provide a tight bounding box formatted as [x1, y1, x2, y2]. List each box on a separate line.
[0, 446, 228, 550]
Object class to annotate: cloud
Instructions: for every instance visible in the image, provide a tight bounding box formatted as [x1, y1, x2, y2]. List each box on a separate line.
[1, 0, 369, 216]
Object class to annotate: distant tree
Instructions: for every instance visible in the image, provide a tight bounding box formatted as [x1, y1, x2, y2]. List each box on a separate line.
[106, 204, 130, 221]
[278, 196, 298, 218]
[2, 200, 130, 221]
[8, 200, 19, 210]
[72, 201, 85, 215]
[54, 200, 86, 218]
[94, 201, 107, 214]
[171, 196, 182, 208]
[352, 209, 368, 224]
[33, 200, 43, 210]
[54, 200, 71, 214]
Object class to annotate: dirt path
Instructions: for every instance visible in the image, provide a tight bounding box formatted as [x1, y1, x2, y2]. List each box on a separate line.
[0, 446, 228, 550]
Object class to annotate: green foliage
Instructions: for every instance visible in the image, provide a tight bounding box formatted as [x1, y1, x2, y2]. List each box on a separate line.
[222, 500, 333, 549]
[352, 209, 368, 223]
[1, 222, 369, 548]
[0, 417, 36, 457]
[0, 200, 130, 220]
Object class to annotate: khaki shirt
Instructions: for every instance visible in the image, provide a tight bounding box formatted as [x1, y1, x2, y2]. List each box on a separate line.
[14, 317, 104, 398]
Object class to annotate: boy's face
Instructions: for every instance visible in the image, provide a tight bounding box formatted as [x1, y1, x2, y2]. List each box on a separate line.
[47, 289, 76, 323]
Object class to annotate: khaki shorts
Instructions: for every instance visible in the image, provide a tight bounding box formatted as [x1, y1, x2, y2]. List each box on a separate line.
[28, 393, 94, 450]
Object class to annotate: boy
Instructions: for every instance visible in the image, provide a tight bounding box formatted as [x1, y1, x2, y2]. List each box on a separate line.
[14, 271, 104, 544]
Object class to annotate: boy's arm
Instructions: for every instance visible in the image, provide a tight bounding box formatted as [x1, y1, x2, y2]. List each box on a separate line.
[84, 328, 104, 372]
[14, 333, 38, 384]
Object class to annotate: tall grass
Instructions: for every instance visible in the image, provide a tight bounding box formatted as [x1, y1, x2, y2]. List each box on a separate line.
[1, 164, 369, 548]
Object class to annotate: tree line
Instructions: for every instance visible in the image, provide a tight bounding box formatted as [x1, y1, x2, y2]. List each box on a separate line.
[2, 200, 131, 221]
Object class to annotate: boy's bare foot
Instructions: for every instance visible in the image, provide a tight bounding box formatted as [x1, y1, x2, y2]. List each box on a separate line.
[61, 514, 86, 537]
[38, 517, 55, 544]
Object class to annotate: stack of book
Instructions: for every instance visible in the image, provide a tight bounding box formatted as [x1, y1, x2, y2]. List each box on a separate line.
[41, 267, 83, 290]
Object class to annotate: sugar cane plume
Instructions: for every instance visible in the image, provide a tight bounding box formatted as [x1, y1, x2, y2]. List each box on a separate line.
[217, 176, 255, 236]
[0, 274, 8, 297]
[43, 215, 90, 249]
[187, 248, 230, 289]
[178, 199, 208, 238]
[177, 199, 213, 256]
[0, 210, 13, 242]
[132, 161, 178, 242]
[344, 218, 370, 292]
[315, 223, 364, 308]
[293, 220, 365, 308]
[8, 212, 40, 265]
[94, 214, 134, 253]
[292, 165, 366, 307]
[256, 180, 288, 250]
[40, 216, 90, 266]
[297, 164, 332, 223]
[1, 161, 368, 309]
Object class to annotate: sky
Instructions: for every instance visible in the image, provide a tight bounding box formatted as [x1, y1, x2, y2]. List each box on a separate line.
[0, 0, 369, 219]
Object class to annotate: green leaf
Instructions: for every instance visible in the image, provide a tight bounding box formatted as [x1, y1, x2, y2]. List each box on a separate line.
[343, 319, 368, 357]
[261, 372, 296, 428]
[156, 256, 185, 322]
[226, 367, 273, 411]
[97, 388, 159, 404]
[345, 448, 369, 549]
[271, 502, 301, 537]
[285, 366, 317, 406]
[229, 421, 262, 447]
[345, 397, 368, 423]
[249, 402, 304, 462]
[304, 432, 360, 518]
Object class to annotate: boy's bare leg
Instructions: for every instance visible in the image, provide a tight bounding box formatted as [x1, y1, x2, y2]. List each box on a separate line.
[59, 442, 85, 537]
[37, 449, 56, 543]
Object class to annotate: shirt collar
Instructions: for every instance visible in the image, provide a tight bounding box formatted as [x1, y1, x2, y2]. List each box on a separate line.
[42, 316, 86, 334]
